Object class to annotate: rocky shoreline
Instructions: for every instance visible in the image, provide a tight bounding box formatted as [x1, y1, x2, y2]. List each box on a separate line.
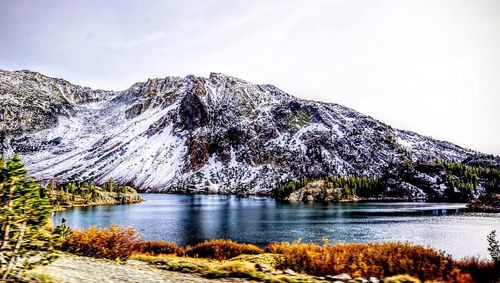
[279, 180, 422, 203]
[51, 191, 144, 211]
[284, 180, 359, 202]
[466, 193, 500, 213]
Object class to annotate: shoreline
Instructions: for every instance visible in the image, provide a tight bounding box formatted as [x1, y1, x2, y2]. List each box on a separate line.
[51, 191, 144, 212]
[52, 198, 144, 212]
[138, 191, 469, 204]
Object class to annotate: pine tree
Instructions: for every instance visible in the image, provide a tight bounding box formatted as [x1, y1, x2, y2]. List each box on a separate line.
[103, 178, 117, 192]
[487, 230, 500, 265]
[0, 155, 54, 279]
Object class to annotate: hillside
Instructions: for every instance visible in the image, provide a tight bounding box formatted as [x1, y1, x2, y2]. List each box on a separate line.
[1, 69, 498, 199]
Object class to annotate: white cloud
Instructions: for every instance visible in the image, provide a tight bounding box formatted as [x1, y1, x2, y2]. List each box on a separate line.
[104, 31, 166, 49]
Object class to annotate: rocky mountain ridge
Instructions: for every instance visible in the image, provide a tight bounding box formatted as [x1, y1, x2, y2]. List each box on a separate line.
[0, 69, 496, 198]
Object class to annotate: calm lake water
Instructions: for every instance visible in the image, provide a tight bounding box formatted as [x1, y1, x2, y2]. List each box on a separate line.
[52, 194, 500, 259]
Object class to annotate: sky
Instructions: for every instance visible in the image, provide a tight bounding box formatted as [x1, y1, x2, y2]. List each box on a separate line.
[0, 0, 499, 155]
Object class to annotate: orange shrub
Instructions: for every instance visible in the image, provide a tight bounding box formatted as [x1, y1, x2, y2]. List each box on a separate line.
[457, 257, 499, 283]
[61, 224, 141, 260]
[266, 241, 323, 254]
[186, 239, 264, 260]
[136, 240, 185, 256]
[267, 241, 472, 282]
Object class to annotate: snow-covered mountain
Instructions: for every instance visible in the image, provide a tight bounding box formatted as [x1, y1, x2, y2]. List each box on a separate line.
[0, 70, 491, 195]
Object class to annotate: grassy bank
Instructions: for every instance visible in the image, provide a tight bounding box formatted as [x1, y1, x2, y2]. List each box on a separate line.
[52, 225, 499, 283]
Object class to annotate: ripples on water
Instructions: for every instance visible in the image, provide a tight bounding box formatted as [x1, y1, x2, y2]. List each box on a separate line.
[52, 194, 500, 259]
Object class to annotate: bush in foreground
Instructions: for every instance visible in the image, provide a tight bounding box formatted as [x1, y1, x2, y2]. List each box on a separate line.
[60, 224, 140, 260]
[266, 241, 472, 282]
[456, 257, 499, 283]
[58, 225, 498, 282]
[136, 240, 185, 256]
[186, 239, 264, 260]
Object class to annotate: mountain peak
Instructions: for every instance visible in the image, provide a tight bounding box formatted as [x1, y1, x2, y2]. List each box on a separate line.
[1, 70, 495, 198]
[208, 72, 245, 82]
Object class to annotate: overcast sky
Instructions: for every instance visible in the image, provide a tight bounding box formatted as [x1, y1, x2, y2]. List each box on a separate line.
[1, 0, 499, 155]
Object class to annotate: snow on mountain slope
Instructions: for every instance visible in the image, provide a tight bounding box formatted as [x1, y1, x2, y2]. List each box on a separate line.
[0, 70, 485, 195]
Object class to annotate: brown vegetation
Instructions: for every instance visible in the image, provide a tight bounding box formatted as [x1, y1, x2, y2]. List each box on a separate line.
[456, 257, 499, 283]
[60, 224, 141, 260]
[265, 241, 473, 282]
[136, 240, 185, 256]
[58, 225, 499, 282]
[185, 239, 264, 260]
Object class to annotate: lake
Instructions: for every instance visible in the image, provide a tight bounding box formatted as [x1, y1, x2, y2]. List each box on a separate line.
[52, 194, 500, 259]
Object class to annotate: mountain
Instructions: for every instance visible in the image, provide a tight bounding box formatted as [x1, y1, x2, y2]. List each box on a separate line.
[0, 69, 497, 198]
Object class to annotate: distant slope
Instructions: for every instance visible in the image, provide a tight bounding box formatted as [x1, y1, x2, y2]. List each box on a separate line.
[0, 69, 496, 199]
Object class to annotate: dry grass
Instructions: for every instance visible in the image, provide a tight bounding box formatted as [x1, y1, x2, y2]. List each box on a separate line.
[136, 240, 185, 256]
[130, 254, 308, 282]
[60, 224, 141, 260]
[266, 241, 473, 282]
[229, 253, 282, 267]
[456, 257, 499, 283]
[382, 274, 421, 283]
[185, 239, 264, 260]
[25, 268, 62, 283]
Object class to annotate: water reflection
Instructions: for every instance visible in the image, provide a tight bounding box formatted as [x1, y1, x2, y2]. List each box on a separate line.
[52, 194, 499, 259]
